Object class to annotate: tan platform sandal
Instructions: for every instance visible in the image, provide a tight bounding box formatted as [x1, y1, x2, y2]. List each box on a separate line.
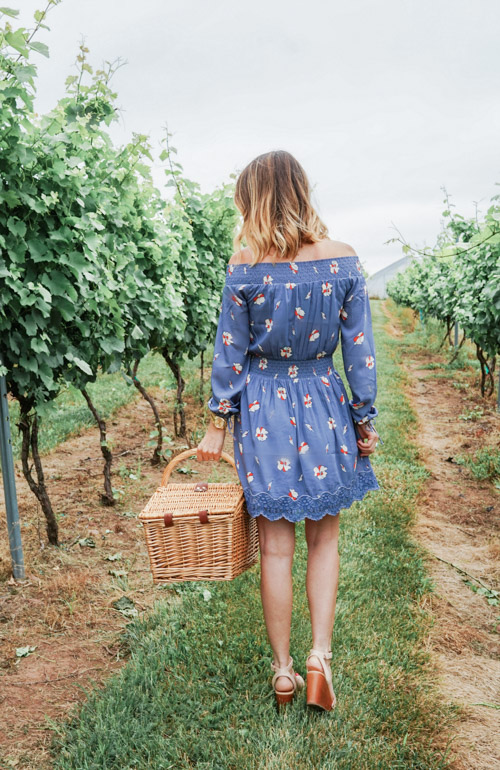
[306, 648, 337, 711]
[271, 655, 305, 707]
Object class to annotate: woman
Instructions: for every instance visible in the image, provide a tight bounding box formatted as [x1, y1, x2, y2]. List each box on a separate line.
[196, 150, 381, 710]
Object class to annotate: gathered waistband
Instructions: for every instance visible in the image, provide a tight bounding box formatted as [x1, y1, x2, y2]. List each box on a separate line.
[248, 353, 336, 378]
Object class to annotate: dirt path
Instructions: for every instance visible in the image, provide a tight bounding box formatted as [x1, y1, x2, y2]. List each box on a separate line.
[0, 384, 238, 768]
[381, 301, 500, 770]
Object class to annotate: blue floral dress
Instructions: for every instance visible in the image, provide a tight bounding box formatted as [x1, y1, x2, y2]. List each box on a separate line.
[207, 255, 381, 522]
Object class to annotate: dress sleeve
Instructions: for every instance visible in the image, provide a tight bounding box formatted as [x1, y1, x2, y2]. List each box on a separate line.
[206, 280, 251, 435]
[340, 271, 379, 427]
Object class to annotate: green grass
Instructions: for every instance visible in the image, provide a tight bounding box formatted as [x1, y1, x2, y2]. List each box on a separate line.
[458, 407, 485, 422]
[455, 446, 500, 482]
[47, 301, 458, 769]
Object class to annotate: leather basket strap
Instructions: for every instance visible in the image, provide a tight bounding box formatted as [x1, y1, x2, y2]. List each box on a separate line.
[163, 509, 210, 526]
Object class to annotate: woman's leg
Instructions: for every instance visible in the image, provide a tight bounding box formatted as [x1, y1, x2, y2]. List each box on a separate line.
[304, 513, 340, 670]
[256, 515, 296, 693]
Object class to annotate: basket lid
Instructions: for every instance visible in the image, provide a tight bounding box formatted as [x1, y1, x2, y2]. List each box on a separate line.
[138, 481, 244, 521]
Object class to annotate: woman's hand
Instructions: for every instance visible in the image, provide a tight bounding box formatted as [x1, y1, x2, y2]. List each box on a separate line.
[355, 422, 379, 456]
[196, 423, 226, 462]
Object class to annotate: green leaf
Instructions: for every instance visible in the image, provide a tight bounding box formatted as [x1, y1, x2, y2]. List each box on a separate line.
[112, 596, 138, 617]
[100, 336, 125, 354]
[72, 356, 93, 376]
[52, 159, 66, 176]
[55, 296, 77, 321]
[131, 324, 144, 339]
[4, 29, 29, 55]
[16, 645, 37, 657]
[41, 271, 78, 302]
[19, 355, 39, 374]
[30, 338, 49, 354]
[28, 40, 49, 58]
[60, 250, 90, 278]
[20, 314, 37, 336]
[67, 155, 83, 168]
[7, 216, 27, 238]
[38, 362, 56, 390]
[27, 239, 45, 261]
[38, 285, 52, 304]
[0, 7, 20, 18]
[104, 552, 122, 561]
[83, 233, 100, 252]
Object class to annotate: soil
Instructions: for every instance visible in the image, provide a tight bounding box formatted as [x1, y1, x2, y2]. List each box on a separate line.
[381, 301, 500, 770]
[0, 384, 238, 769]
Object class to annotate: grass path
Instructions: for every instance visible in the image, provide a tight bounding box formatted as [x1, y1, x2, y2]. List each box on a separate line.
[48, 301, 459, 769]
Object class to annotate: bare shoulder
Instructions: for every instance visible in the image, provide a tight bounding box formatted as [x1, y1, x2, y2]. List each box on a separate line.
[323, 239, 357, 258]
[228, 247, 251, 265]
[299, 239, 358, 262]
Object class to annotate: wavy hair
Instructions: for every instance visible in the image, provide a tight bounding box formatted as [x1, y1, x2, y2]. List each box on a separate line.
[233, 150, 328, 267]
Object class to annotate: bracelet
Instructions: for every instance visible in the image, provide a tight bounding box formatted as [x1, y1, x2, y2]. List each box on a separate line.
[355, 418, 384, 445]
[209, 412, 228, 430]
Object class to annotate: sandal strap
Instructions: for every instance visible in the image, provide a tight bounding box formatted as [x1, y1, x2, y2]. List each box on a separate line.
[306, 648, 333, 685]
[307, 648, 332, 660]
[271, 655, 301, 691]
[271, 669, 297, 690]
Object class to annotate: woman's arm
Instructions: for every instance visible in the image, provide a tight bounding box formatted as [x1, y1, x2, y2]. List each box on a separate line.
[339, 269, 379, 433]
[206, 281, 251, 429]
[198, 276, 251, 461]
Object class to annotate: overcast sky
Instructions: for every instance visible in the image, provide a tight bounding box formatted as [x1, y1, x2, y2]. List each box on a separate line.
[17, 0, 500, 274]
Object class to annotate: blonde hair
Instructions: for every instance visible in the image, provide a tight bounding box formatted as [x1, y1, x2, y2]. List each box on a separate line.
[233, 150, 329, 267]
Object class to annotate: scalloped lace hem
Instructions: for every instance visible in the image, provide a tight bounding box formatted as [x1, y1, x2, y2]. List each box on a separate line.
[242, 467, 380, 522]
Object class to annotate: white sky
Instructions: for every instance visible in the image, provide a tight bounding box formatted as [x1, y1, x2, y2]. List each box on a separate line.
[16, 0, 500, 274]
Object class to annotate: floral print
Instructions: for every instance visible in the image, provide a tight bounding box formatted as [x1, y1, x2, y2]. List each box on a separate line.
[207, 255, 380, 522]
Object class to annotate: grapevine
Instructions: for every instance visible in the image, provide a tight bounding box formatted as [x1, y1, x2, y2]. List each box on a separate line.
[387, 191, 500, 400]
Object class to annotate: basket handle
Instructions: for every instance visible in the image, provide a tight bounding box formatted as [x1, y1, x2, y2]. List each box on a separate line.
[160, 448, 236, 487]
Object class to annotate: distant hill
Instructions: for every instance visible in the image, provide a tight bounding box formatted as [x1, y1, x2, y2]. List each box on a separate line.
[366, 256, 413, 299]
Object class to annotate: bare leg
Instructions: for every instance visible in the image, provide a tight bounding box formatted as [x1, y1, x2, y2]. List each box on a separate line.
[304, 513, 340, 671]
[256, 515, 296, 693]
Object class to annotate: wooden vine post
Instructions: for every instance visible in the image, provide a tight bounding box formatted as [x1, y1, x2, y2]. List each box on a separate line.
[0, 355, 25, 580]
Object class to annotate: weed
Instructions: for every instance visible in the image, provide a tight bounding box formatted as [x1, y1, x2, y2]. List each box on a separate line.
[455, 447, 500, 481]
[458, 407, 485, 422]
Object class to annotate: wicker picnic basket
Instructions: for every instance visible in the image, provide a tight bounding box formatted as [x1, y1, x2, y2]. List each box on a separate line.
[138, 448, 260, 582]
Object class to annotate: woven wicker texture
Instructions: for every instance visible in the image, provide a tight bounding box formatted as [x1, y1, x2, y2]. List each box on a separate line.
[139, 449, 259, 582]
